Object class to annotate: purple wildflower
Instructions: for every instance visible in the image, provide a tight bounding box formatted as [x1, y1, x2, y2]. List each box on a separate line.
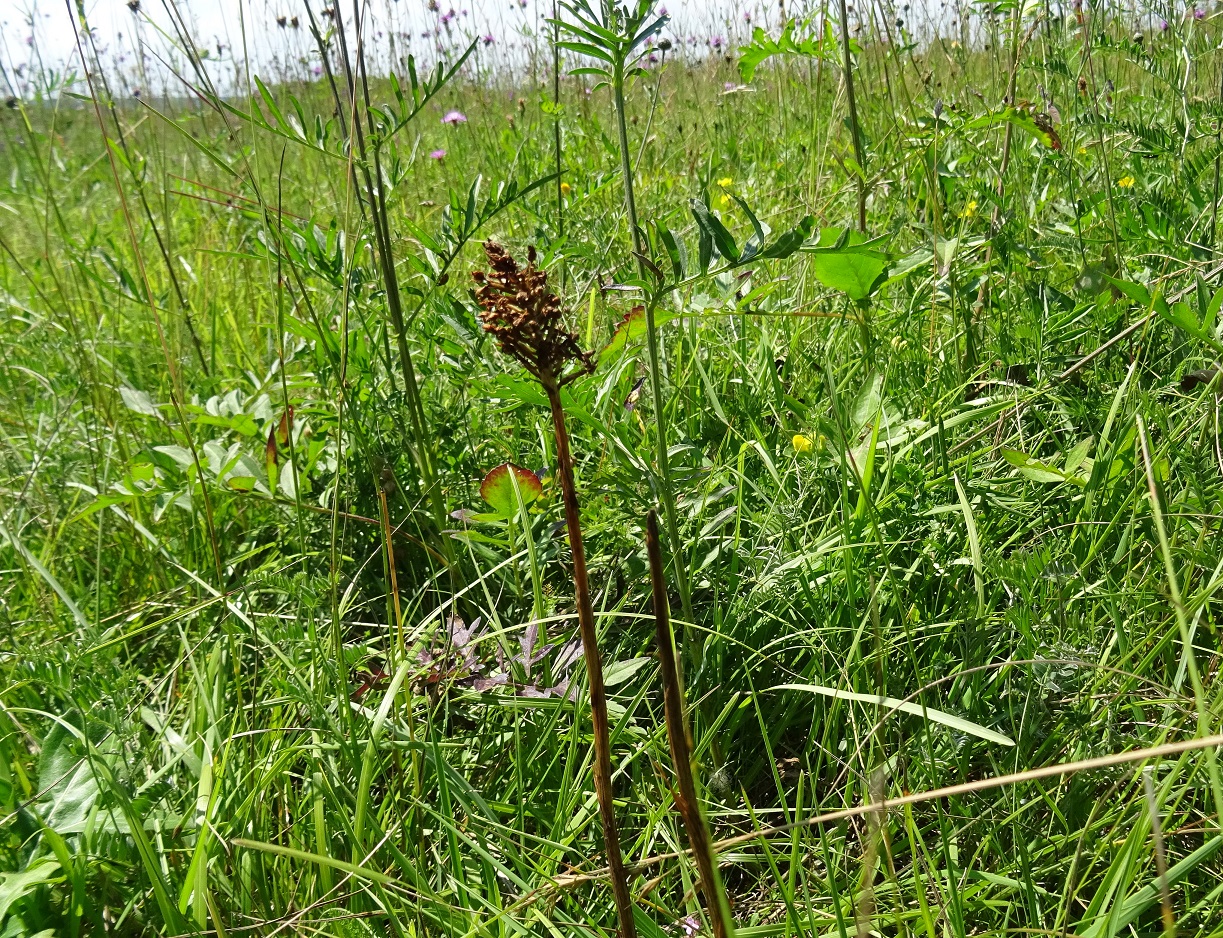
[430, 148, 446, 160]
[1194, 7, 1206, 18]
[1160, 18, 1169, 29]
[724, 81, 736, 90]
[482, 33, 495, 44]
[442, 110, 467, 124]
[709, 35, 725, 49]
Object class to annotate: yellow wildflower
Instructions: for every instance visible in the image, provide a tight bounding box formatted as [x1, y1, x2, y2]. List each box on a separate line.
[959, 200, 978, 219]
[1117, 175, 1135, 188]
[720, 194, 731, 207]
[717, 176, 733, 187]
[792, 434, 814, 454]
[1077, 145, 1087, 155]
[560, 181, 571, 196]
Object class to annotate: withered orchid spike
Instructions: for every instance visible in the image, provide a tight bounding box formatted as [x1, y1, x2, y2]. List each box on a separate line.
[473, 239, 635, 937]
[473, 241, 595, 386]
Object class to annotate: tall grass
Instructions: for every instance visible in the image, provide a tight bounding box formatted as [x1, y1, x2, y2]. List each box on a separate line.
[4, 0, 1223, 935]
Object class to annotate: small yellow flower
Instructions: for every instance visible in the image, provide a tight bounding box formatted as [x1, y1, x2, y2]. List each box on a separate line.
[717, 176, 733, 187]
[720, 194, 731, 207]
[792, 434, 814, 454]
[560, 181, 571, 196]
[958, 200, 978, 219]
[1077, 145, 1087, 155]
[1117, 175, 1135, 188]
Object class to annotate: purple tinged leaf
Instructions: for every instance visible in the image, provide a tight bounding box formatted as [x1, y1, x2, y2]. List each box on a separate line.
[553, 638, 582, 672]
[519, 622, 539, 663]
[471, 673, 509, 692]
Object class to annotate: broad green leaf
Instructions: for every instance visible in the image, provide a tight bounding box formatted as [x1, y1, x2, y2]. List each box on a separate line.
[0, 857, 63, 920]
[119, 386, 159, 417]
[604, 656, 651, 686]
[480, 464, 543, 517]
[1001, 448, 1069, 484]
[810, 246, 889, 302]
[1064, 436, 1095, 475]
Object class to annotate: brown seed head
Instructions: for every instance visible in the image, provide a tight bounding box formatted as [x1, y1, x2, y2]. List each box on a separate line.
[473, 241, 594, 385]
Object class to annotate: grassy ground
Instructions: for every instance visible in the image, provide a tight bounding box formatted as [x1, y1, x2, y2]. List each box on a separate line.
[4, 1, 1223, 934]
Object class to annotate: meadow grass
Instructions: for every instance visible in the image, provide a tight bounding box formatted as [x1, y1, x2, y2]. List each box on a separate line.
[4, 0, 1223, 934]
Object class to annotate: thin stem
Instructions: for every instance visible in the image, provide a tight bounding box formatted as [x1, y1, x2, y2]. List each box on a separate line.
[611, 58, 693, 627]
[836, 0, 867, 232]
[544, 378, 637, 938]
[552, 0, 565, 262]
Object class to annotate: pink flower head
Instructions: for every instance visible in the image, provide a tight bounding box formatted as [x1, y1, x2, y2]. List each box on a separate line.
[1160, 17, 1169, 29]
[1194, 7, 1206, 18]
[482, 33, 495, 44]
[430, 148, 446, 160]
[442, 110, 467, 124]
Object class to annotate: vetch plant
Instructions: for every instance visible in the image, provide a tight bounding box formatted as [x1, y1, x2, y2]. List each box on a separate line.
[473, 241, 638, 938]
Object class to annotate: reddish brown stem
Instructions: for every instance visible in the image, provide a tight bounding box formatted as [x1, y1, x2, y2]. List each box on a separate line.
[646, 511, 734, 938]
[544, 379, 638, 938]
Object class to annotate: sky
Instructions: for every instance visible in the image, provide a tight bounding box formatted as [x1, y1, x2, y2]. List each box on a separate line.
[0, 0, 802, 97]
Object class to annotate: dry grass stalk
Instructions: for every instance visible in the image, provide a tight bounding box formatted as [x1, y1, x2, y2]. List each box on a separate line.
[646, 510, 734, 938]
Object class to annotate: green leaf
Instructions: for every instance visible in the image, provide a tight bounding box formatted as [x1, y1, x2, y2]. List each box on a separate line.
[850, 371, 884, 430]
[737, 19, 838, 82]
[1080, 835, 1223, 938]
[600, 304, 682, 362]
[0, 857, 63, 921]
[761, 214, 814, 259]
[966, 107, 1062, 151]
[655, 222, 685, 279]
[690, 199, 739, 263]
[119, 386, 159, 417]
[1001, 448, 1069, 484]
[773, 683, 1015, 746]
[1153, 292, 1223, 353]
[479, 463, 543, 517]
[604, 656, 651, 685]
[34, 722, 99, 835]
[807, 229, 890, 302]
